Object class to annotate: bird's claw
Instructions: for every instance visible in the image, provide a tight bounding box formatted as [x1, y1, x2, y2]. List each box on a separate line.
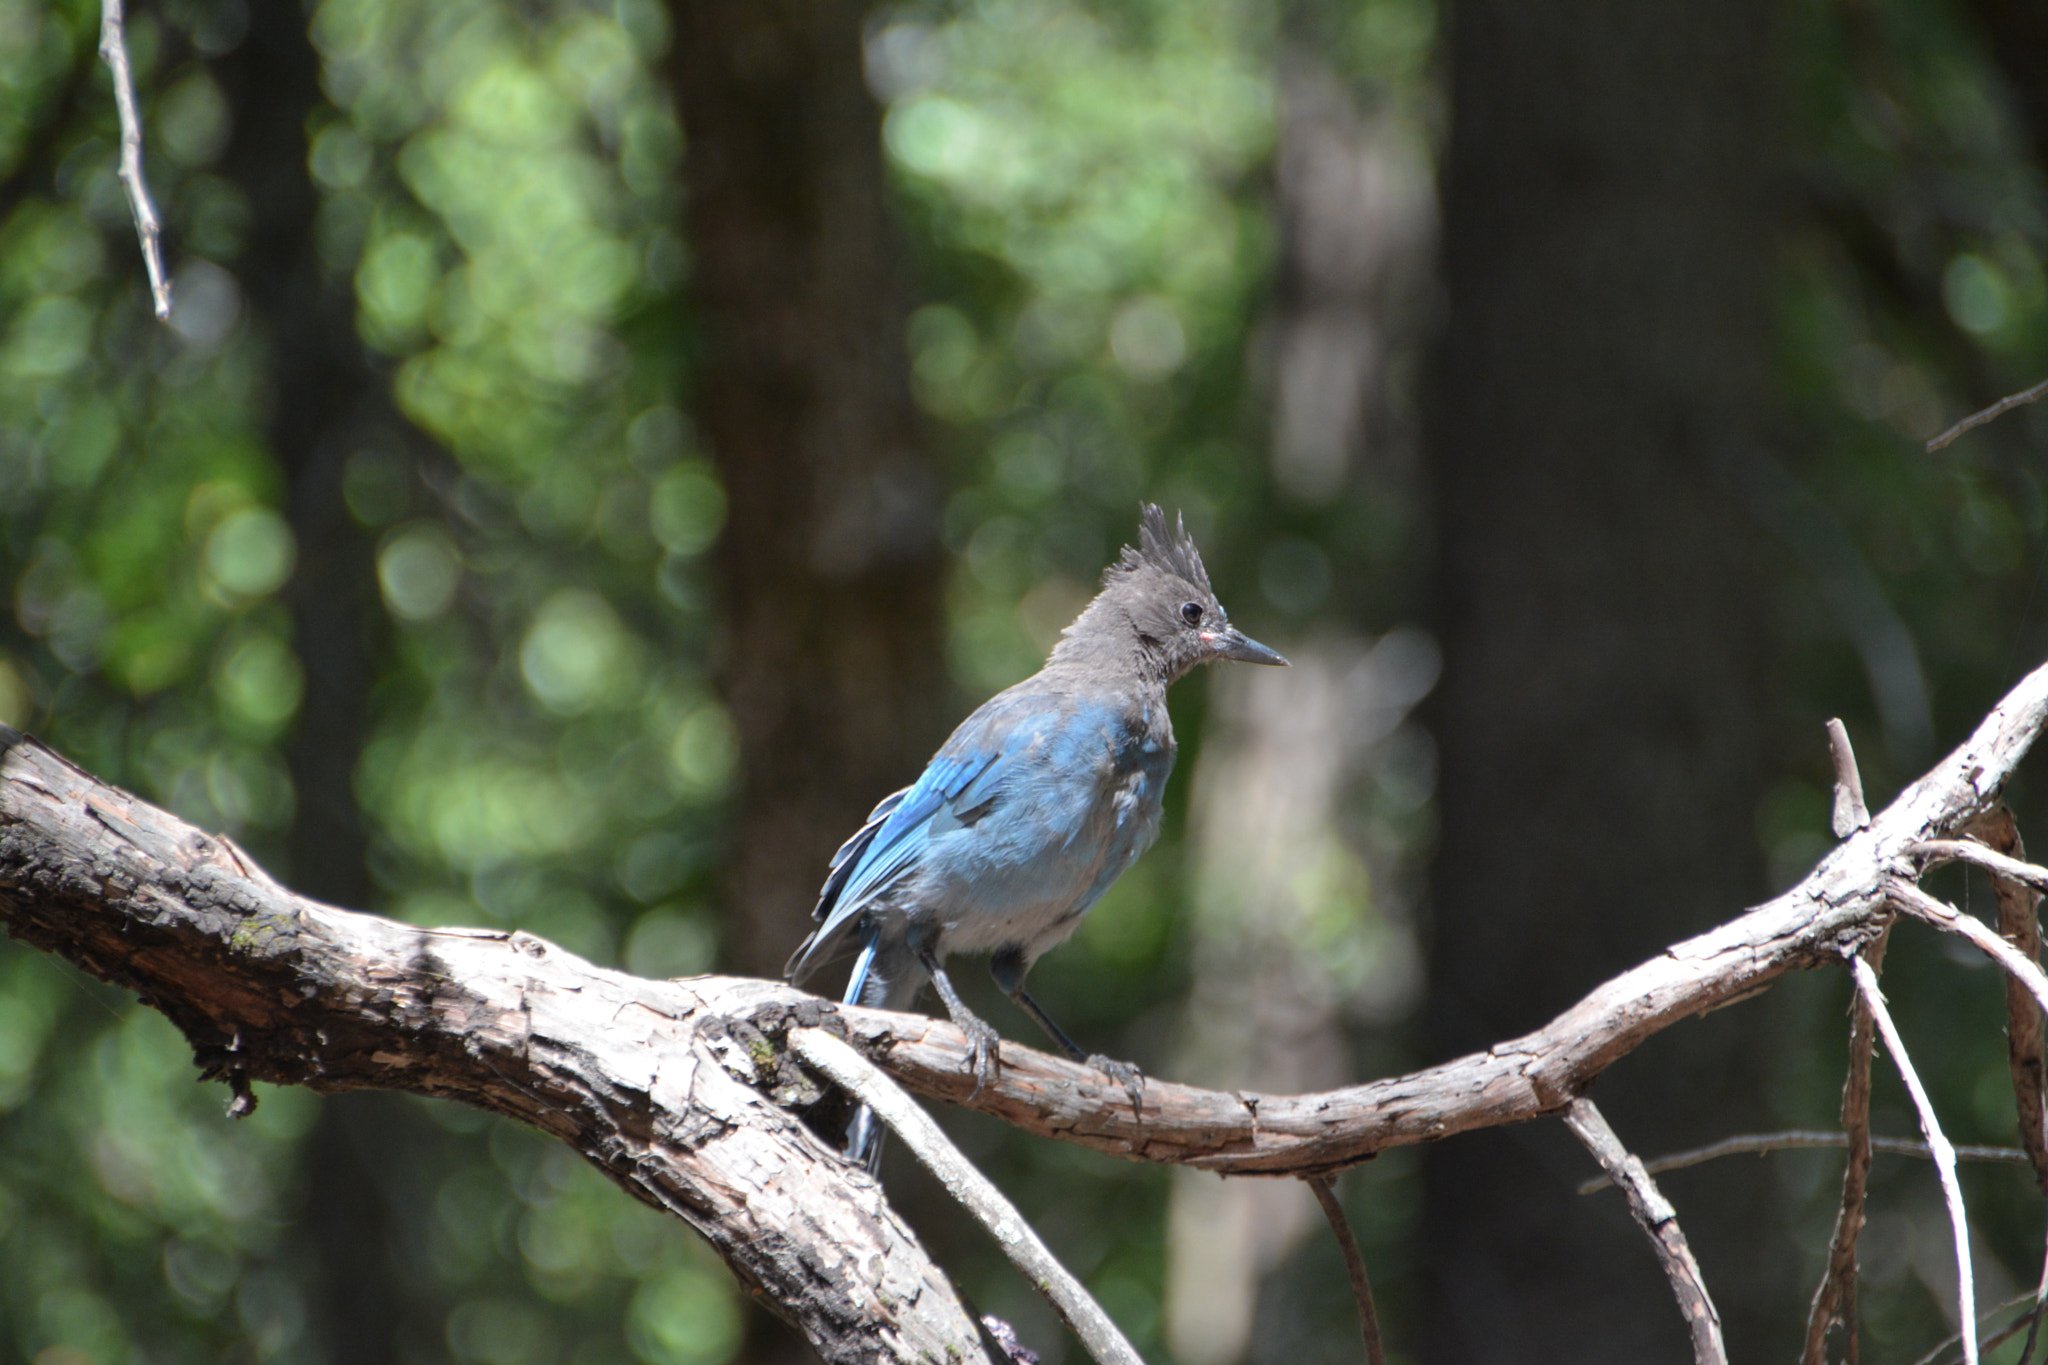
[1087, 1054, 1145, 1119]
[963, 1018, 1002, 1099]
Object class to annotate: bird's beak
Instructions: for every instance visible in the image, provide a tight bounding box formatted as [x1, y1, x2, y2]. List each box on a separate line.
[1203, 627, 1289, 667]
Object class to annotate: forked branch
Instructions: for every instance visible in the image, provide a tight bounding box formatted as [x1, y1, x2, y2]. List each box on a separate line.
[6, 652, 2048, 1358]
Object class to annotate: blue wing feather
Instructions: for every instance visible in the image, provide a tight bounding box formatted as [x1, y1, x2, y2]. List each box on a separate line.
[784, 693, 1065, 984]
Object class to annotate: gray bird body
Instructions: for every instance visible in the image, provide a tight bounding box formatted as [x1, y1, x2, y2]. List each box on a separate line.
[792, 667, 1176, 1013]
[787, 505, 1286, 1164]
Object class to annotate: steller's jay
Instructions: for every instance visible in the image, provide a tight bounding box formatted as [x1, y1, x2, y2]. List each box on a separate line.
[787, 505, 1287, 1166]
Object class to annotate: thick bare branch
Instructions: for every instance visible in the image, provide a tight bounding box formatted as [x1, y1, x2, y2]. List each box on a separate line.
[797, 656, 2048, 1172]
[12, 649, 2048, 1192]
[7, 643, 2048, 1350]
[0, 730, 986, 1365]
[1564, 1098, 1725, 1365]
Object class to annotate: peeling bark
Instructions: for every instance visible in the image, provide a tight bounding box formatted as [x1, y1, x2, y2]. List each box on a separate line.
[0, 728, 986, 1365]
[4, 651, 2048, 1357]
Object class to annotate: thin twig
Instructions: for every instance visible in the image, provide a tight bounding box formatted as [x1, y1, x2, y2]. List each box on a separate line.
[1959, 810, 2048, 1195]
[1909, 1291, 2045, 1365]
[97, 0, 171, 320]
[1913, 838, 2048, 894]
[1926, 377, 2048, 453]
[2018, 1242, 2048, 1365]
[1890, 858, 2048, 1358]
[1889, 879, 2048, 1019]
[1577, 1126, 2025, 1196]
[1807, 931, 1888, 1365]
[1307, 1176, 1384, 1365]
[788, 1028, 1145, 1365]
[1562, 1097, 1726, 1365]
[1852, 954, 1977, 1365]
[1830, 718, 1872, 837]
[1809, 724, 1879, 1365]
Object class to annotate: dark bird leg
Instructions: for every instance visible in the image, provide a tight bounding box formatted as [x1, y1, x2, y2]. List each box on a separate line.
[991, 949, 1145, 1117]
[911, 936, 1003, 1096]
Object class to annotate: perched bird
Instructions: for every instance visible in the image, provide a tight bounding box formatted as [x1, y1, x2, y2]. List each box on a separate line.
[787, 505, 1287, 1166]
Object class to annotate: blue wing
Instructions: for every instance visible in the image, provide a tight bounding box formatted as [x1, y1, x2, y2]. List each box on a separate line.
[784, 694, 1059, 983]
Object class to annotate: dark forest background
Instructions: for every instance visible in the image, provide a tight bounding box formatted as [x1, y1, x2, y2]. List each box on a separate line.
[3, 0, 2047, 1361]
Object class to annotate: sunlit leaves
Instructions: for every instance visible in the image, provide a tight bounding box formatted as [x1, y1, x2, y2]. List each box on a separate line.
[320, 0, 678, 478]
[871, 0, 1280, 693]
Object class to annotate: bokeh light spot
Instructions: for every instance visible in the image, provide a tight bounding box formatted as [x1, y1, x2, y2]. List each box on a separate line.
[379, 524, 463, 621]
[204, 509, 297, 600]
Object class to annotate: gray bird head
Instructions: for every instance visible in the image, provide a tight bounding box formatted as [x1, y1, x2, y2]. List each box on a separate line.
[1057, 505, 1289, 681]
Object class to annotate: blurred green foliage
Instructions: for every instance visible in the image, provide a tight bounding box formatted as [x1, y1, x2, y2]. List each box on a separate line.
[1, 0, 2048, 1360]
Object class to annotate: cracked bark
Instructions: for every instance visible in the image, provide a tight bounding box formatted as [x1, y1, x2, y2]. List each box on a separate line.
[5, 649, 2048, 1358]
[0, 728, 986, 1365]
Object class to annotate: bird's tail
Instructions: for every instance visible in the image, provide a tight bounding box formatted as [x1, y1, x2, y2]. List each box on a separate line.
[840, 934, 886, 1171]
[838, 930, 932, 1173]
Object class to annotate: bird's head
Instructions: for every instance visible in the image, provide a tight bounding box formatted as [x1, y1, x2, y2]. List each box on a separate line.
[1062, 504, 1289, 681]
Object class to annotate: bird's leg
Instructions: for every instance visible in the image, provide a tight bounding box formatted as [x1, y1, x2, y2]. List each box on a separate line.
[911, 939, 1002, 1097]
[990, 950, 1145, 1118]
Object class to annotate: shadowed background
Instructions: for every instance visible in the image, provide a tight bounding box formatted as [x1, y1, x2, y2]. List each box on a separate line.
[1, 0, 2047, 1362]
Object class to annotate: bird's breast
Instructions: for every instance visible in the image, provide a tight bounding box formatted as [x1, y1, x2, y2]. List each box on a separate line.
[914, 700, 1171, 958]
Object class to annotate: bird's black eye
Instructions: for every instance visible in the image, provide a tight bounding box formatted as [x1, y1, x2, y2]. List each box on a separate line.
[1180, 601, 1205, 627]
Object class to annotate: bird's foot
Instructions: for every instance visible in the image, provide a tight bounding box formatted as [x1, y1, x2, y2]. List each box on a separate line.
[1087, 1054, 1145, 1119]
[960, 1015, 1003, 1099]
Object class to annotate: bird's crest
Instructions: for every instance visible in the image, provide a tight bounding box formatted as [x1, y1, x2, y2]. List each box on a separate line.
[1117, 503, 1212, 595]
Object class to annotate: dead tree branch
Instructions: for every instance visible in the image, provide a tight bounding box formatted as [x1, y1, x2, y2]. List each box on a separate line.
[1888, 880, 2048, 1017]
[788, 1028, 1143, 1365]
[1926, 376, 2048, 452]
[1829, 717, 1872, 836]
[1806, 931, 1887, 1365]
[1580, 1124, 2025, 1197]
[98, 0, 171, 319]
[6, 649, 2048, 1352]
[1564, 1097, 1726, 1365]
[1854, 954, 1977, 1365]
[0, 731, 988, 1365]
[1306, 1176, 1385, 1365]
[1958, 808, 2048, 1195]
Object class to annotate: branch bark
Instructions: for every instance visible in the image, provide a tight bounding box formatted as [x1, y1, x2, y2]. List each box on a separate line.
[1957, 809, 2048, 1195]
[1806, 931, 1883, 1365]
[98, 0, 171, 319]
[6, 646, 2048, 1352]
[1853, 955, 1977, 1365]
[1563, 1098, 1726, 1365]
[0, 730, 988, 1365]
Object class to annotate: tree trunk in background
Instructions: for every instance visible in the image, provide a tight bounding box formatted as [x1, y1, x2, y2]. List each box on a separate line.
[1962, 1, 2048, 175]
[670, 0, 948, 983]
[1424, 4, 1781, 1361]
[670, 7, 946, 1362]
[217, 4, 424, 1359]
